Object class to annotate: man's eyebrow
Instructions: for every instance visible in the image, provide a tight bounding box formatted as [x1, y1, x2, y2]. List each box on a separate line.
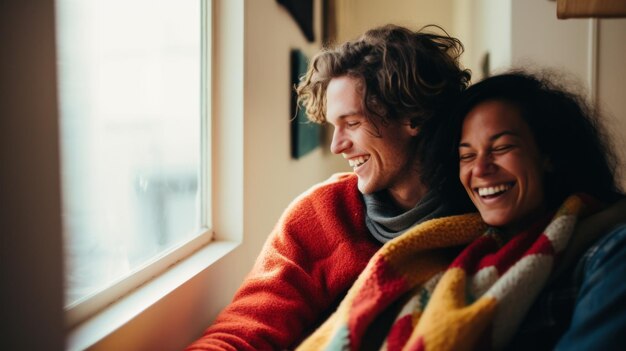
[458, 130, 520, 148]
[336, 111, 361, 119]
[328, 111, 362, 125]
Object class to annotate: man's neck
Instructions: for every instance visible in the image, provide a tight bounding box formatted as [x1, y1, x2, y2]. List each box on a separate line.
[387, 180, 428, 211]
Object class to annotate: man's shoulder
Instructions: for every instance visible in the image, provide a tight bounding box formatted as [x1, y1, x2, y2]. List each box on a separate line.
[272, 173, 369, 246]
[282, 173, 362, 219]
[318, 172, 358, 187]
[299, 172, 359, 200]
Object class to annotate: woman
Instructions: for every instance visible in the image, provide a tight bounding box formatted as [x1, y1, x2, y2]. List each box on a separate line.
[451, 72, 626, 350]
[297, 72, 626, 350]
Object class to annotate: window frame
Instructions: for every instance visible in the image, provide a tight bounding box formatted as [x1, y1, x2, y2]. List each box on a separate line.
[63, 0, 214, 330]
[65, 0, 244, 347]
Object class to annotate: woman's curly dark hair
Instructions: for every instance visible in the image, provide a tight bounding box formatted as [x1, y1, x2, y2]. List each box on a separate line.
[428, 70, 623, 211]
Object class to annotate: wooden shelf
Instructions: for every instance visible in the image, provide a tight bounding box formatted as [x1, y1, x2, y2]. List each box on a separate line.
[557, 0, 626, 19]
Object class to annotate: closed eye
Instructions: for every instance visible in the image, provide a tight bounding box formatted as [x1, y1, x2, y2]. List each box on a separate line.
[492, 144, 515, 153]
[459, 152, 476, 162]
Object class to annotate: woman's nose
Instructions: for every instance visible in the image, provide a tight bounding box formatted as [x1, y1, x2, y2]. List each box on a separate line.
[474, 153, 496, 176]
[330, 129, 351, 154]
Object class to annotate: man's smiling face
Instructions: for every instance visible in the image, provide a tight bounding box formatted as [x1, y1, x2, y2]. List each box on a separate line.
[326, 75, 421, 205]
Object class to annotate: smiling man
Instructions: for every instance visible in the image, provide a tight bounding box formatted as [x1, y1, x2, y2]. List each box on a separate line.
[326, 75, 424, 210]
[185, 24, 471, 351]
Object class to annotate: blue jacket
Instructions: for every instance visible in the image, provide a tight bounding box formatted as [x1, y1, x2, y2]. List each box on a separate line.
[509, 221, 626, 350]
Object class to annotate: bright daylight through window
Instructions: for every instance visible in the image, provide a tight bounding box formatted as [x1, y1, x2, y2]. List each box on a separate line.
[56, 0, 210, 311]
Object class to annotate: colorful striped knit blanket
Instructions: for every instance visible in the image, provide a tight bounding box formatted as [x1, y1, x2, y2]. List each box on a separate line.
[297, 195, 596, 351]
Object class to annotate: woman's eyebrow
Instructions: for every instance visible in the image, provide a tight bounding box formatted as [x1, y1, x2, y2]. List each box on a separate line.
[490, 130, 519, 141]
[458, 130, 520, 148]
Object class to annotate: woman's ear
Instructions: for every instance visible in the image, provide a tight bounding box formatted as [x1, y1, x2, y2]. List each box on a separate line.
[405, 118, 420, 136]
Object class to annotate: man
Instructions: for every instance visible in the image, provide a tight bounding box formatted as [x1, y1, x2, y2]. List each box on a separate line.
[185, 24, 471, 350]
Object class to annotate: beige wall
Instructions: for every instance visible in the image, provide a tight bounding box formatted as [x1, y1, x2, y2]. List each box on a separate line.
[452, 0, 512, 81]
[511, 0, 592, 86]
[598, 19, 626, 185]
[330, 0, 455, 43]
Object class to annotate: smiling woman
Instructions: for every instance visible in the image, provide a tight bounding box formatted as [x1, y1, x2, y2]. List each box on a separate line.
[446, 71, 626, 350]
[459, 99, 548, 235]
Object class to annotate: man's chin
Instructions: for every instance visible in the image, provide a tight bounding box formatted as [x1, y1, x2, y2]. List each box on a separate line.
[356, 179, 376, 195]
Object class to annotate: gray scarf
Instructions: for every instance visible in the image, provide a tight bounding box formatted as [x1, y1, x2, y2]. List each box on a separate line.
[364, 190, 453, 243]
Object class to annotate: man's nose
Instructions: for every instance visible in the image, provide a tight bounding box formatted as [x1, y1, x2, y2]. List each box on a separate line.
[330, 129, 351, 154]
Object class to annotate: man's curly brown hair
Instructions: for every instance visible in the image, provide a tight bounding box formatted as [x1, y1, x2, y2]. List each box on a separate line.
[296, 24, 471, 130]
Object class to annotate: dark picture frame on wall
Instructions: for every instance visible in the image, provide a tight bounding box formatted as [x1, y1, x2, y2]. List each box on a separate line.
[276, 0, 315, 42]
[290, 49, 321, 159]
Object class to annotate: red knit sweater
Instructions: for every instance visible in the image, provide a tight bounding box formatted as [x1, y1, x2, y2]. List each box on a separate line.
[185, 173, 381, 350]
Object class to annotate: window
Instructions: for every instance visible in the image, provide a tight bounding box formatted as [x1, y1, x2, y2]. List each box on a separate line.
[56, 0, 212, 326]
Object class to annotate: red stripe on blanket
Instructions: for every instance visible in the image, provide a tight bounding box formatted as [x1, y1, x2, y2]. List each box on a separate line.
[407, 335, 426, 351]
[348, 258, 409, 349]
[386, 314, 413, 351]
[453, 213, 555, 275]
[479, 230, 554, 275]
[449, 234, 499, 273]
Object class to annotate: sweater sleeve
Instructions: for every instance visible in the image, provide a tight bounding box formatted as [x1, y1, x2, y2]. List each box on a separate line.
[184, 174, 379, 351]
[554, 223, 626, 350]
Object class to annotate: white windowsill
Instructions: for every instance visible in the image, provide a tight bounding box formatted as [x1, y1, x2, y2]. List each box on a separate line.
[66, 239, 239, 351]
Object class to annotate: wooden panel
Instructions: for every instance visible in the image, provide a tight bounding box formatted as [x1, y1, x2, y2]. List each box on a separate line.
[557, 0, 626, 18]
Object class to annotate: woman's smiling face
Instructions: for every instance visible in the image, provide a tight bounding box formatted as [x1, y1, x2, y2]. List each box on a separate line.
[459, 99, 548, 233]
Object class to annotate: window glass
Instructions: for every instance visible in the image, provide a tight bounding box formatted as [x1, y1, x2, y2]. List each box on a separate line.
[56, 0, 204, 305]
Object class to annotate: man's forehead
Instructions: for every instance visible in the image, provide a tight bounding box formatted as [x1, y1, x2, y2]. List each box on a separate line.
[326, 76, 364, 123]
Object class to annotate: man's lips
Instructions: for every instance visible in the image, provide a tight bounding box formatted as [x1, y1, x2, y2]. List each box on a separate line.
[348, 155, 370, 170]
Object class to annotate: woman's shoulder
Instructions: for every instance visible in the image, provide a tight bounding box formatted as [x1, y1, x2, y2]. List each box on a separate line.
[552, 205, 626, 350]
[571, 197, 626, 289]
[578, 221, 626, 278]
[579, 197, 626, 261]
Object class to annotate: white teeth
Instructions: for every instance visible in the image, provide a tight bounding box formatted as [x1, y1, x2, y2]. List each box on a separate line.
[348, 156, 370, 169]
[477, 184, 512, 197]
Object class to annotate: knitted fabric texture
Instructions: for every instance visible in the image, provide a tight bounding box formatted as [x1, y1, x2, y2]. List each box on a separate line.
[297, 195, 596, 351]
[364, 189, 455, 243]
